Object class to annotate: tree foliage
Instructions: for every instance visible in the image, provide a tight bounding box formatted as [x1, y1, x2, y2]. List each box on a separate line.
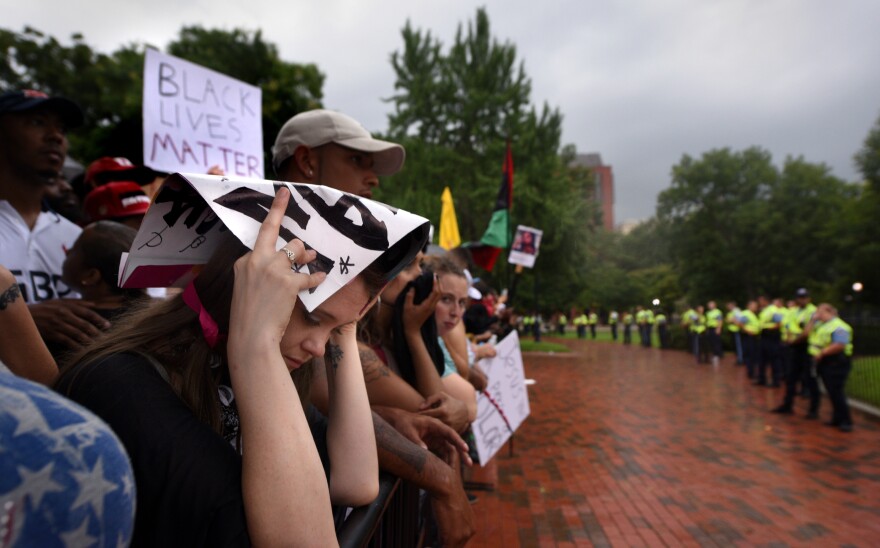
[0, 25, 323, 172]
[657, 147, 857, 304]
[381, 8, 598, 312]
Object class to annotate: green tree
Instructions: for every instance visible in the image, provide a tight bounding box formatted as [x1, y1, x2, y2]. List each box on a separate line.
[1, 25, 324, 172]
[854, 113, 880, 191]
[382, 8, 597, 313]
[657, 147, 857, 305]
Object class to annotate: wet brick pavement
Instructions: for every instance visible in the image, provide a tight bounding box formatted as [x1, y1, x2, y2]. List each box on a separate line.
[467, 338, 880, 547]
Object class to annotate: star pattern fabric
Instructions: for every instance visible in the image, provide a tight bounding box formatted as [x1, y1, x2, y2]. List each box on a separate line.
[0, 365, 135, 547]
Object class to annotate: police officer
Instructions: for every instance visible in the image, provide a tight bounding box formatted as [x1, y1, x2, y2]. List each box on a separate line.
[588, 309, 599, 340]
[556, 312, 568, 335]
[574, 310, 588, 339]
[705, 301, 723, 366]
[738, 301, 761, 379]
[622, 310, 634, 345]
[773, 289, 819, 417]
[655, 310, 669, 349]
[726, 301, 744, 365]
[681, 305, 697, 355]
[608, 310, 619, 341]
[635, 306, 646, 346]
[755, 295, 784, 387]
[692, 305, 708, 364]
[809, 303, 854, 432]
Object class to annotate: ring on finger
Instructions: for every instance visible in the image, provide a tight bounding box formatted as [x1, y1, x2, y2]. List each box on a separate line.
[281, 247, 296, 263]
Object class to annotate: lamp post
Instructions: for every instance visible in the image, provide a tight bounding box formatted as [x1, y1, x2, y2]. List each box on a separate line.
[853, 282, 864, 322]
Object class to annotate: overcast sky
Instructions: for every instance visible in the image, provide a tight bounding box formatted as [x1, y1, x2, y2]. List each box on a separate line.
[8, 0, 880, 222]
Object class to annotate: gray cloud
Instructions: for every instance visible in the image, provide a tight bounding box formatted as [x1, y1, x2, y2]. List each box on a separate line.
[8, 0, 880, 222]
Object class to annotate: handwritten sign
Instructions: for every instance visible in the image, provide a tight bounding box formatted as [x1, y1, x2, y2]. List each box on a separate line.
[118, 173, 430, 311]
[142, 49, 264, 178]
[507, 225, 543, 268]
[473, 330, 530, 464]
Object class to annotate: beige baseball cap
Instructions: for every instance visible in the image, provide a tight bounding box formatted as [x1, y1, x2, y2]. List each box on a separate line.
[272, 109, 405, 176]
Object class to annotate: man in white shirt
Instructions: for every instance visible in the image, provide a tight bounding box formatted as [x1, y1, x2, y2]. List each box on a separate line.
[0, 90, 109, 350]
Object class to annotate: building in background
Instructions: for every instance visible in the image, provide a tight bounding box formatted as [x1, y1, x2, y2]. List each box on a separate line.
[572, 153, 614, 231]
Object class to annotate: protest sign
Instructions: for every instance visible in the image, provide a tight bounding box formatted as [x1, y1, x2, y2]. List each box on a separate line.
[507, 225, 543, 268]
[473, 330, 530, 464]
[118, 173, 430, 311]
[142, 49, 264, 178]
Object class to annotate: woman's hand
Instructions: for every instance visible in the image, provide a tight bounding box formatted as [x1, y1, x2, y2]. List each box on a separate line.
[228, 187, 325, 361]
[403, 276, 441, 335]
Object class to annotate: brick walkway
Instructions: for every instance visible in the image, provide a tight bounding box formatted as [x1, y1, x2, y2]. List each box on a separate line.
[467, 338, 880, 547]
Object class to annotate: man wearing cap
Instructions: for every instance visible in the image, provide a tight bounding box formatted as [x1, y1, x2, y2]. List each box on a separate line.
[772, 289, 819, 417]
[273, 109, 474, 545]
[0, 90, 109, 353]
[272, 109, 404, 199]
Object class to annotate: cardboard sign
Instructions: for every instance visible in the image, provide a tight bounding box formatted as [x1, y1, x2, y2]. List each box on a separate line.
[473, 330, 530, 464]
[142, 49, 264, 178]
[118, 173, 430, 312]
[507, 225, 543, 268]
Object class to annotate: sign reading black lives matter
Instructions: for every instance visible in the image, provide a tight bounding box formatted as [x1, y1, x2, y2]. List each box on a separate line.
[118, 173, 430, 311]
[507, 225, 543, 268]
[143, 49, 264, 178]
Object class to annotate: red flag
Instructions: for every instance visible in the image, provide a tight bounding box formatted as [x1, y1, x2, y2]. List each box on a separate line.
[471, 143, 514, 271]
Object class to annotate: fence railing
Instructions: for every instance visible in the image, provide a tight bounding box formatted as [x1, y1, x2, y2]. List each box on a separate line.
[337, 473, 420, 548]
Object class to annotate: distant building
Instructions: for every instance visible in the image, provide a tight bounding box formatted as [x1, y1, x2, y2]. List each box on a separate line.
[616, 219, 641, 235]
[571, 153, 614, 231]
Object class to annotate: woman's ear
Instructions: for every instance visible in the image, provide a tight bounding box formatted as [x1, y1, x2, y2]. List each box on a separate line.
[79, 267, 102, 287]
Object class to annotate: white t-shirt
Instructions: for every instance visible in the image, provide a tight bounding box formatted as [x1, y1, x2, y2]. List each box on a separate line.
[0, 201, 81, 302]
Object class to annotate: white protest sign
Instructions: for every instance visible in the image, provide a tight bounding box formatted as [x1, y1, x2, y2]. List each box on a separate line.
[473, 330, 530, 464]
[142, 49, 264, 178]
[119, 173, 430, 311]
[507, 225, 543, 268]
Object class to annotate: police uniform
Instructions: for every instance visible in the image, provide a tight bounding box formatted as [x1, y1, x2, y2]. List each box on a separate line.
[726, 306, 743, 364]
[588, 311, 599, 339]
[809, 316, 854, 431]
[655, 312, 669, 349]
[739, 308, 761, 379]
[622, 312, 633, 345]
[706, 307, 724, 362]
[757, 302, 784, 386]
[775, 301, 819, 416]
[608, 311, 619, 341]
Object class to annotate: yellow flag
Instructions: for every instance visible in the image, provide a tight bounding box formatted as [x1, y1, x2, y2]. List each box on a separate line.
[439, 186, 461, 250]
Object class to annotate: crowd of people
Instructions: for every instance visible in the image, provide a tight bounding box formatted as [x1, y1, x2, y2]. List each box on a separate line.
[532, 292, 856, 433]
[0, 90, 514, 545]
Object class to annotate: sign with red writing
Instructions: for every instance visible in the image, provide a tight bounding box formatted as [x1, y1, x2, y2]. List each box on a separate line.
[142, 49, 264, 178]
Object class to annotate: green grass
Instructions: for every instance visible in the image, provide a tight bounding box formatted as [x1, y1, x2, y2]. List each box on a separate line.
[519, 340, 571, 353]
[848, 356, 880, 408]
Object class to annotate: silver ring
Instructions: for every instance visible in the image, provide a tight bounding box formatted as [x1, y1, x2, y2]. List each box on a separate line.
[281, 247, 296, 262]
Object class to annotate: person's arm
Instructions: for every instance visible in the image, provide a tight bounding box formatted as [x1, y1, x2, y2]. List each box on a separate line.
[226, 188, 337, 546]
[324, 324, 379, 506]
[440, 373, 477, 423]
[402, 283, 445, 398]
[442, 322, 471, 377]
[371, 409, 475, 547]
[0, 266, 57, 384]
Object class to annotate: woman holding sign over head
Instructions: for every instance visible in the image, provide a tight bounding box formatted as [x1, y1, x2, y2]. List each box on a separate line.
[56, 184, 428, 546]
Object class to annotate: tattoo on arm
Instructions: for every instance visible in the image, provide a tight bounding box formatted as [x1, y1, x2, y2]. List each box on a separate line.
[374, 411, 426, 474]
[326, 342, 343, 369]
[0, 284, 21, 311]
[360, 348, 391, 384]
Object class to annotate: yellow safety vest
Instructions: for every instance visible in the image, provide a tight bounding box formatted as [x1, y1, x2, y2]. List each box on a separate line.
[809, 317, 853, 357]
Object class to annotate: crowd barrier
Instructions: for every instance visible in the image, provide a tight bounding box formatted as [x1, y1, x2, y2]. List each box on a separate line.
[337, 473, 420, 547]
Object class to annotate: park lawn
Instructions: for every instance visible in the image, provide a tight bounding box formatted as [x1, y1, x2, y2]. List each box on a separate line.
[519, 340, 571, 353]
[848, 356, 880, 408]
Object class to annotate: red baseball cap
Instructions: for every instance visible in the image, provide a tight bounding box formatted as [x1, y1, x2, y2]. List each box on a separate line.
[84, 182, 152, 221]
[85, 157, 156, 186]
